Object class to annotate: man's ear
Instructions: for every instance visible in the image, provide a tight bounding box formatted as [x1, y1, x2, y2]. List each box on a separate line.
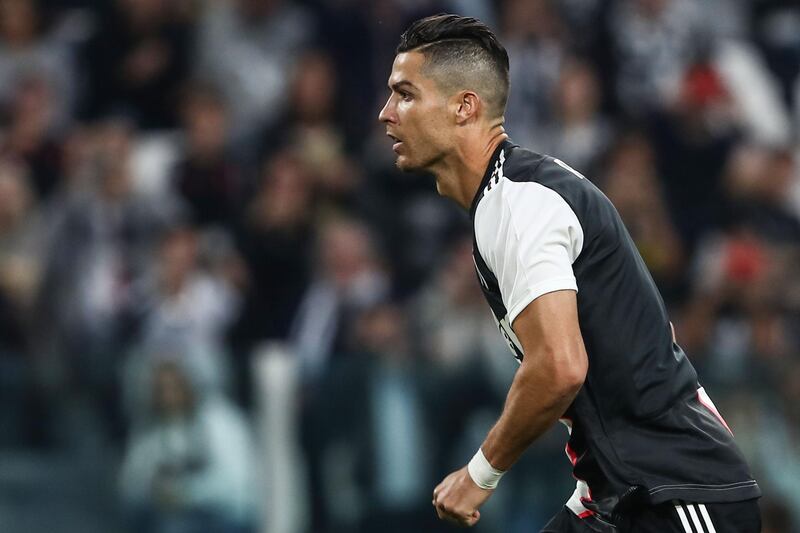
[453, 91, 480, 124]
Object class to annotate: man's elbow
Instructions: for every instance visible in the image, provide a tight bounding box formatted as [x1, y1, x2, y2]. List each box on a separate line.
[561, 363, 587, 396]
[552, 347, 588, 397]
[519, 335, 588, 398]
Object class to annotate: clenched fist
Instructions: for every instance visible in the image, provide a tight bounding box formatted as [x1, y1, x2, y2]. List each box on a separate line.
[432, 466, 494, 527]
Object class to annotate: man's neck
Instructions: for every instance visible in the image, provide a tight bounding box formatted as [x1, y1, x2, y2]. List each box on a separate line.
[430, 125, 508, 210]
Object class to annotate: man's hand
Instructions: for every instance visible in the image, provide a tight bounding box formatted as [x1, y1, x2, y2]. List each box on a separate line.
[432, 466, 493, 527]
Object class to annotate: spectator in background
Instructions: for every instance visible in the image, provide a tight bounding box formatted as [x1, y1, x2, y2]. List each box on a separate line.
[753, 360, 800, 528]
[291, 217, 389, 384]
[556, 0, 604, 50]
[120, 357, 257, 533]
[543, 58, 611, 174]
[412, 235, 510, 380]
[231, 151, 314, 350]
[0, 160, 46, 446]
[226, 150, 315, 405]
[610, 0, 708, 116]
[129, 225, 241, 350]
[80, 0, 194, 129]
[648, 57, 740, 252]
[602, 133, 685, 302]
[306, 302, 442, 533]
[711, 36, 792, 147]
[43, 121, 178, 351]
[676, 144, 800, 379]
[724, 145, 800, 245]
[0, 75, 65, 200]
[0, 160, 43, 340]
[0, 0, 76, 124]
[500, 0, 566, 150]
[719, 352, 800, 533]
[39, 120, 179, 438]
[262, 50, 361, 206]
[172, 81, 242, 229]
[196, 0, 315, 144]
[311, 0, 380, 151]
[122, 339, 233, 438]
[752, 1, 800, 112]
[678, 234, 797, 386]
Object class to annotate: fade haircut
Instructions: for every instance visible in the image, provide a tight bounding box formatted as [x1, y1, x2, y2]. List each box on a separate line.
[397, 14, 509, 119]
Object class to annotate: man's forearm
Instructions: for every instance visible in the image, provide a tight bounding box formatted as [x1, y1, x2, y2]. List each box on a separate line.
[480, 353, 583, 471]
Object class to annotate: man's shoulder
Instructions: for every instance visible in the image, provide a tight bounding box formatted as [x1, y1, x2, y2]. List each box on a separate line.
[475, 145, 598, 219]
[472, 144, 546, 212]
[478, 144, 596, 202]
[472, 148, 588, 251]
[505, 147, 594, 195]
[506, 148, 617, 224]
[499, 144, 548, 183]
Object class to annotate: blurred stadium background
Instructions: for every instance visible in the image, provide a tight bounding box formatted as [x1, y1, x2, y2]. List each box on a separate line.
[0, 0, 798, 532]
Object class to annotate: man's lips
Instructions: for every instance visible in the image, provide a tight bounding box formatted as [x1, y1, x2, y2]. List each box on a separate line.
[387, 132, 403, 153]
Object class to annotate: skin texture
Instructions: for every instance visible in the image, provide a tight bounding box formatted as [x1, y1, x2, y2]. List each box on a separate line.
[379, 50, 590, 527]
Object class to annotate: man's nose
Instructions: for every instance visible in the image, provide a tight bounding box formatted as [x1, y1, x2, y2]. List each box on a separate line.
[378, 97, 394, 124]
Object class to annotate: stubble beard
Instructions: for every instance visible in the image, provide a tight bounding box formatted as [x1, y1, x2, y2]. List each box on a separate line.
[395, 156, 422, 174]
[394, 147, 439, 174]
[395, 155, 448, 199]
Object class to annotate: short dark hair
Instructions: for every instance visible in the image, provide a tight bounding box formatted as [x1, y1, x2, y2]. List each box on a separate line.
[397, 14, 509, 118]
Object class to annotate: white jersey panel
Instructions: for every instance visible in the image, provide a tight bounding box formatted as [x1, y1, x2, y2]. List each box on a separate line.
[474, 179, 584, 325]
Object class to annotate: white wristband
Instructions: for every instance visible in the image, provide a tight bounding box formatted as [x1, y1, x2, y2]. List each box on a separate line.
[467, 448, 505, 490]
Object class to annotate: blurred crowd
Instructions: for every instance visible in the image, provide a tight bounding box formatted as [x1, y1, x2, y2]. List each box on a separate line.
[0, 0, 799, 532]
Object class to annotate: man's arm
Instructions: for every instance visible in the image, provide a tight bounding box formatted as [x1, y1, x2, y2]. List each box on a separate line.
[482, 289, 587, 469]
[432, 289, 588, 526]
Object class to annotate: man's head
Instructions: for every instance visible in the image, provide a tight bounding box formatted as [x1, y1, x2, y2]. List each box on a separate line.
[378, 14, 509, 175]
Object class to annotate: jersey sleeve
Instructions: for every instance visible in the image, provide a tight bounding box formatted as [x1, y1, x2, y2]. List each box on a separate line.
[475, 181, 584, 325]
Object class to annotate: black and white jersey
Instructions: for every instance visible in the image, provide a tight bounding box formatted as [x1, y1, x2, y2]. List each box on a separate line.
[470, 140, 760, 520]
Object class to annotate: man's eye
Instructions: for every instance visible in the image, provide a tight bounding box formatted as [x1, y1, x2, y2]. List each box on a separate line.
[400, 92, 412, 101]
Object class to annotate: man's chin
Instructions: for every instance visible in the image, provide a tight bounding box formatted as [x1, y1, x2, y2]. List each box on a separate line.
[395, 154, 440, 185]
[395, 155, 416, 172]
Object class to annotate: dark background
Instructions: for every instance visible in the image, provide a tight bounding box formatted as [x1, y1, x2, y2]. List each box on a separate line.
[0, 0, 798, 532]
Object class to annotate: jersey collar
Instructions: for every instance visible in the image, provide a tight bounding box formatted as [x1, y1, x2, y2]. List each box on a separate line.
[469, 138, 514, 219]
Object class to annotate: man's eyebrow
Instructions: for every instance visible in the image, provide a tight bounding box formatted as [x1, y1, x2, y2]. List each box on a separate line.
[389, 80, 418, 92]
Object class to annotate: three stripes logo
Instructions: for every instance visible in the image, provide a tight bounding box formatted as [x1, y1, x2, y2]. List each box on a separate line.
[674, 502, 717, 533]
[485, 150, 506, 192]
